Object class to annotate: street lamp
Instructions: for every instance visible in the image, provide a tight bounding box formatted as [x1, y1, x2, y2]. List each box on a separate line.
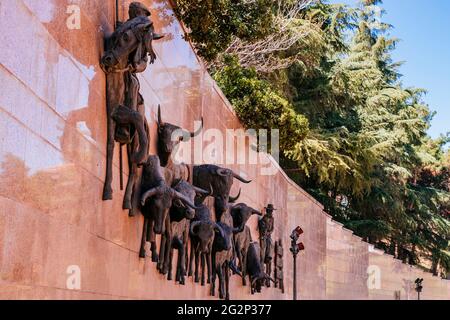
[415, 278, 423, 300]
[290, 226, 305, 301]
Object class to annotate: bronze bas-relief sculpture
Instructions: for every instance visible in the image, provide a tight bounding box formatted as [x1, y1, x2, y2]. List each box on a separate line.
[193, 165, 251, 204]
[157, 105, 203, 168]
[139, 155, 198, 261]
[258, 204, 276, 287]
[158, 180, 209, 284]
[96, 2, 288, 300]
[246, 242, 274, 294]
[100, 3, 163, 217]
[231, 203, 262, 285]
[274, 239, 285, 293]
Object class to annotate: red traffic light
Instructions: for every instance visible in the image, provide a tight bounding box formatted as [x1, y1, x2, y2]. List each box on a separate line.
[294, 226, 304, 237]
[297, 242, 305, 251]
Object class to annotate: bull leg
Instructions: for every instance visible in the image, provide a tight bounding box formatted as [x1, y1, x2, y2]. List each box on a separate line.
[225, 264, 230, 301]
[178, 241, 186, 285]
[139, 218, 148, 258]
[158, 233, 167, 273]
[206, 252, 211, 284]
[102, 112, 115, 200]
[210, 255, 216, 296]
[180, 241, 186, 285]
[194, 250, 200, 283]
[200, 252, 206, 286]
[123, 144, 136, 213]
[161, 219, 171, 274]
[167, 245, 174, 281]
[147, 220, 159, 263]
[188, 243, 194, 277]
[242, 250, 247, 286]
[218, 264, 225, 300]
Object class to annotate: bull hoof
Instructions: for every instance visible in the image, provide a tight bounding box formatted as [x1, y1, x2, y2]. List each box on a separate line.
[102, 188, 113, 201]
[194, 276, 199, 283]
[123, 199, 132, 210]
[242, 279, 247, 286]
[180, 278, 185, 285]
[151, 253, 159, 263]
[225, 294, 230, 301]
[128, 208, 136, 217]
[139, 249, 146, 258]
[167, 274, 172, 281]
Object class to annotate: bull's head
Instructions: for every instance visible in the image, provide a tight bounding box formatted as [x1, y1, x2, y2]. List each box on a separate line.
[231, 203, 263, 233]
[172, 180, 209, 220]
[157, 105, 203, 166]
[213, 222, 240, 251]
[251, 273, 275, 293]
[141, 185, 199, 234]
[100, 16, 164, 74]
[190, 221, 222, 253]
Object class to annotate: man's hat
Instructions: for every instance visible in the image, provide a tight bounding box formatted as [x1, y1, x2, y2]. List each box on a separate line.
[129, 2, 151, 17]
[265, 204, 277, 211]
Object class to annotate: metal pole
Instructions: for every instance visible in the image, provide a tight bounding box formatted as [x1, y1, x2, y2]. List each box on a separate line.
[293, 253, 297, 301]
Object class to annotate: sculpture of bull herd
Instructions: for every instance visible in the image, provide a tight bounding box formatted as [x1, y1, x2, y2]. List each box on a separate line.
[100, 2, 287, 300]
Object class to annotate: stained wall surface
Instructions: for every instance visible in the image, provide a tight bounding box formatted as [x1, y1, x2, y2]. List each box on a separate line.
[0, 0, 448, 300]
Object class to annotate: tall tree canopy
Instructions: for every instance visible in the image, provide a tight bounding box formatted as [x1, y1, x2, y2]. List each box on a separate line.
[174, 0, 450, 277]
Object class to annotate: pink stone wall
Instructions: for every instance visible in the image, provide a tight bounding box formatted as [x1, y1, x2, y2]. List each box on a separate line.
[0, 0, 448, 300]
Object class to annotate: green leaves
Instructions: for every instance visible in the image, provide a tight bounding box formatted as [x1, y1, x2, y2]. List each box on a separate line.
[214, 55, 309, 151]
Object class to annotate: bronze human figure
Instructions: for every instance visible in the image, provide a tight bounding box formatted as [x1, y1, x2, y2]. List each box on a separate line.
[258, 204, 276, 287]
[100, 2, 163, 217]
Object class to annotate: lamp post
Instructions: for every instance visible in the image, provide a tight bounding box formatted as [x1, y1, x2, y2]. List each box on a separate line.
[415, 278, 423, 300]
[290, 226, 305, 301]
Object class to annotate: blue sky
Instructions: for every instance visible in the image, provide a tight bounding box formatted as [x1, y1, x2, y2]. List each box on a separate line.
[329, 0, 450, 140]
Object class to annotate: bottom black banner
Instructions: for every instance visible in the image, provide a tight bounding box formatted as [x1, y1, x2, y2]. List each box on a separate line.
[0, 300, 447, 319]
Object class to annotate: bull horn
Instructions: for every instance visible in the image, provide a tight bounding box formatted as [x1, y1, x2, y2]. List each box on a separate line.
[157, 104, 162, 128]
[190, 117, 203, 137]
[193, 186, 210, 195]
[251, 208, 263, 216]
[232, 171, 252, 184]
[173, 190, 199, 210]
[229, 188, 241, 203]
[190, 221, 202, 236]
[216, 168, 231, 177]
[153, 33, 165, 40]
[141, 187, 161, 206]
[213, 223, 226, 240]
[206, 183, 214, 196]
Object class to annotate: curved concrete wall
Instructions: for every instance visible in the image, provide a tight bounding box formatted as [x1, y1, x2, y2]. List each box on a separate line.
[0, 0, 448, 300]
